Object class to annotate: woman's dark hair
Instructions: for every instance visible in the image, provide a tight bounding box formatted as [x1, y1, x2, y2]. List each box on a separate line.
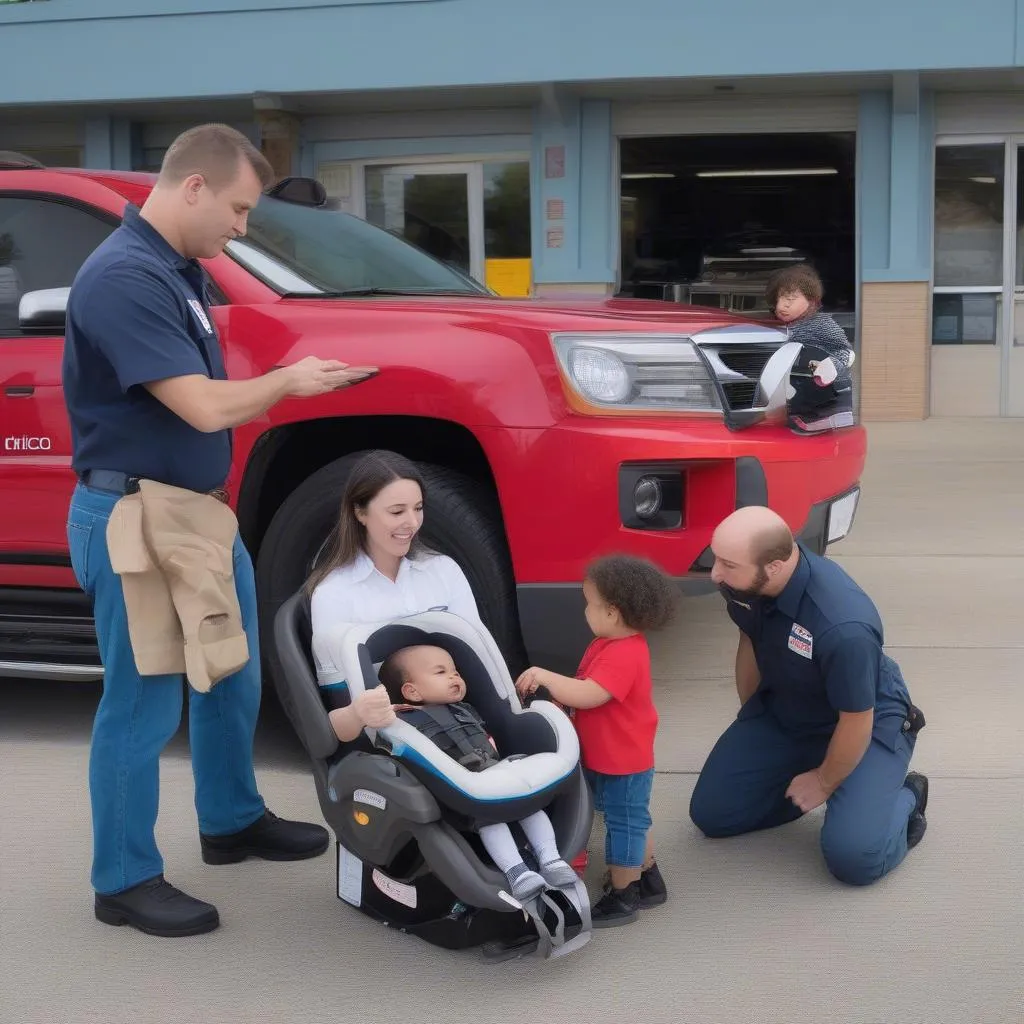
[587, 553, 678, 632]
[304, 450, 428, 595]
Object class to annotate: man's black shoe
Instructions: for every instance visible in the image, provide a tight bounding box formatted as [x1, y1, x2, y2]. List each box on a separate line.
[591, 881, 640, 928]
[200, 809, 329, 865]
[904, 772, 929, 850]
[94, 876, 219, 937]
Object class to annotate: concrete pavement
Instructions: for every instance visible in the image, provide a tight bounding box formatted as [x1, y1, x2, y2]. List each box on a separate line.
[1, 419, 1022, 1024]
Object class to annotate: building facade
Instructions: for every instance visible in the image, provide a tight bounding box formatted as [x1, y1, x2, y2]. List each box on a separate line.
[4, 0, 1024, 419]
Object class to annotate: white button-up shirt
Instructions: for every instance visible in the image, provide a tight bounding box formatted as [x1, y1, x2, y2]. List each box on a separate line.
[310, 550, 482, 679]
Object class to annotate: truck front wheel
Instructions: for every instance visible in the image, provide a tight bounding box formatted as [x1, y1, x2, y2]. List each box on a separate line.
[255, 454, 527, 696]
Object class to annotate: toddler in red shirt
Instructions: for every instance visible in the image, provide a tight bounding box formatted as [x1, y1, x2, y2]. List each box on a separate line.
[515, 554, 677, 927]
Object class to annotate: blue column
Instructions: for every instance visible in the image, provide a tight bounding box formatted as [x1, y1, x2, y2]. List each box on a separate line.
[84, 116, 140, 170]
[531, 91, 615, 287]
[857, 74, 934, 283]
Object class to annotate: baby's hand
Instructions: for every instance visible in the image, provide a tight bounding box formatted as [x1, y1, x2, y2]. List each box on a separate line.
[812, 356, 838, 386]
[354, 685, 397, 728]
[808, 360, 820, 372]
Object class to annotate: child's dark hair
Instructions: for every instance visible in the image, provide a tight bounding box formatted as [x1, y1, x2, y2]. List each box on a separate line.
[586, 554, 677, 632]
[378, 652, 408, 703]
[765, 263, 824, 310]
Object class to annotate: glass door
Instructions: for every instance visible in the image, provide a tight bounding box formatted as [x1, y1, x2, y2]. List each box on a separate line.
[364, 163, 484, 283]
[932, 141, 1005, 416]
[1009, 141, 1024, 416]
[933, 137, 1024, 416]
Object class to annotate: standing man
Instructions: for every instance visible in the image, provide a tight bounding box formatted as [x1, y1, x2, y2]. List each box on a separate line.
[62, 124, 378, 937]
[689, 505, 928, 886]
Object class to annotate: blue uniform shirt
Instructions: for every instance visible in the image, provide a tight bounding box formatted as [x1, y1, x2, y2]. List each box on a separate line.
[723, 543, 912, 749]
[62, 205, 232, 493]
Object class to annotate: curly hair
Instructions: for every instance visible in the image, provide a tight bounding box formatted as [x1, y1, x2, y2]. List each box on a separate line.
[586, 554, 678, 632]
[765, 263, 824, 310]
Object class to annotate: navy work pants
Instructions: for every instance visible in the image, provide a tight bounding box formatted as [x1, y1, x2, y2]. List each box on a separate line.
[67, 482, 266, 896]
[689, 710, 918, 886]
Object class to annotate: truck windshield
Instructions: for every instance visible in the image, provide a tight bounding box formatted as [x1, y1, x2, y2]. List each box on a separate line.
[224, 196, 489, 297]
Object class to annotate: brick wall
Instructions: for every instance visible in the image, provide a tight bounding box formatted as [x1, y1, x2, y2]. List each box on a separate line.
[858, 281, 930, 421]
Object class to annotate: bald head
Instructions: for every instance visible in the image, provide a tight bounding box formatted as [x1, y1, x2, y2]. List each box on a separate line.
[710, 506, 797, 598]
[714, 506, 794, 564]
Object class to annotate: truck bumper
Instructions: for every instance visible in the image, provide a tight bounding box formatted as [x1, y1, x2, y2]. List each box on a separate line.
[515, 475, 861, 675]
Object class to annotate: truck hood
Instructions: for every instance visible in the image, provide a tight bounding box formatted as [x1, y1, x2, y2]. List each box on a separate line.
[261, 293, 799, 433]
[274, 293, 773, 333]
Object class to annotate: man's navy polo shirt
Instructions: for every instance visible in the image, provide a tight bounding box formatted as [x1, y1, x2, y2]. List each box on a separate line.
[723, 543, 912, 749]
[62, 205, 231, 493]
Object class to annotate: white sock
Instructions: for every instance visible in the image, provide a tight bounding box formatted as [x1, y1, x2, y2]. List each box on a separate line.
[518, 810, 561, 865]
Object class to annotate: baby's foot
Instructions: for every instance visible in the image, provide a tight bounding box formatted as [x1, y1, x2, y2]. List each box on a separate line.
[539, 858, 579, 888]
[506, 863, 545, 901]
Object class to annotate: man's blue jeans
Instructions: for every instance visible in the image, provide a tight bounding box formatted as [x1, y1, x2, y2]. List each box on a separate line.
[67, 482, 266, 896]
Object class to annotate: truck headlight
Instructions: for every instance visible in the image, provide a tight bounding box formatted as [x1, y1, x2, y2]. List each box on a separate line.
[569, 347, 631, 403]
[552, 333, 721, 413]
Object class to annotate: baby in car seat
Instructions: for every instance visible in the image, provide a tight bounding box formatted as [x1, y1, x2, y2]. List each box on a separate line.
[377, 644, 579, 902]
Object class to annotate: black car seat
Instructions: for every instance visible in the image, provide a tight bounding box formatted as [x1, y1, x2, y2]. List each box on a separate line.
[272, 591, 594, 961]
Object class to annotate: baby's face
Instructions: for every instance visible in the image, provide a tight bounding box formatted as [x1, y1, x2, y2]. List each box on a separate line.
[399, 645, 466, 704]
[774, 289, 812, 323]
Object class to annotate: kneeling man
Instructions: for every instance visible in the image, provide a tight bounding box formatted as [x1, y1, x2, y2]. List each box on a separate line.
[689, 506, 928, 885]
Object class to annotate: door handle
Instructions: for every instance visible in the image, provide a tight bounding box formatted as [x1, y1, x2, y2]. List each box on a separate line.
[4, 386, 34, 397]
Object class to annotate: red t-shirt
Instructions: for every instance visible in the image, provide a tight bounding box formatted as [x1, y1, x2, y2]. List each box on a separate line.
[571, 633, 657, 775]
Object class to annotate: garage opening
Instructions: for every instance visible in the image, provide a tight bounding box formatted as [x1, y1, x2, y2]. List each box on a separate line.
[618, 132, 856, 338]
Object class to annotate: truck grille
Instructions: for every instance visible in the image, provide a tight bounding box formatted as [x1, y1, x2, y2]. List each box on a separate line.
[697, 342, 781, 412]
[716, 348, 773, 379]
[721, 381, 759, 409]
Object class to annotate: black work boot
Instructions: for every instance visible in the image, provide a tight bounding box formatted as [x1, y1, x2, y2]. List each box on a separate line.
[638, 860, 668, 908]
[200, 809, 329, 865]
[591, 880, 641, 928]
[94, 876, 219, 937]
[904, 772, 929, 850]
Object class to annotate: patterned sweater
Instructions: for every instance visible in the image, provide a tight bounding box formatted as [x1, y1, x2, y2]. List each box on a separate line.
[784, 311, 853, 388]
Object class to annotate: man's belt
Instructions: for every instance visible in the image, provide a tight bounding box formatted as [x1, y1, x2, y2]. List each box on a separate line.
[80, 469, 229, 504]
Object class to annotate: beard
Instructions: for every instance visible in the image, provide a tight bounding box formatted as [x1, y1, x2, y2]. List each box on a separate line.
[718, 565, 770, 603]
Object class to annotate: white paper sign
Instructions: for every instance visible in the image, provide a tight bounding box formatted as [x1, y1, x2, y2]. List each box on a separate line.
[337, 844, 363, 906]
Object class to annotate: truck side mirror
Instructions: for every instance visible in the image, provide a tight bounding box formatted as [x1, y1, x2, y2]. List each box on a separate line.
[18, 287, 69, 332]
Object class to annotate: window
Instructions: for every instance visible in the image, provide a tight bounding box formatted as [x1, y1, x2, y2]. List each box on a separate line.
[0, 196, 115, 334]
[932, 144, 1004, 346]
[225, 193, 488, 296]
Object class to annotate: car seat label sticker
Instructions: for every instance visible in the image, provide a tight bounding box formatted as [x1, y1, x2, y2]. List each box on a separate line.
[337, 844, 363, 907]
[187, 298, 213, 334]
[372, 869, 418, 909]
[788, 623, 813, 659]
[354, 788, 387, 811]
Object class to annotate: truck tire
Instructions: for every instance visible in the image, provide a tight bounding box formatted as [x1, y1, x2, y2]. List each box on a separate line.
[255, 453, 528, 698]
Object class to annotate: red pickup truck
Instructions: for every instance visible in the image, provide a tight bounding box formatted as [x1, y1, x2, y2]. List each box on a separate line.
[0, 162, 866, 687]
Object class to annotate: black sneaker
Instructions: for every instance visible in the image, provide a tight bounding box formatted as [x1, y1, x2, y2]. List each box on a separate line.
[904, 772, 929, 850]
[591, 881, 640, 928]
[94, 875, 219, 937]
[638, 861, 667, 908]
[200, 809, 329, 865]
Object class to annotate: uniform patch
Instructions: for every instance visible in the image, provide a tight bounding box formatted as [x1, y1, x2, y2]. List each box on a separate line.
[788, 623, 813, 659]
[187, 298, 213, 334]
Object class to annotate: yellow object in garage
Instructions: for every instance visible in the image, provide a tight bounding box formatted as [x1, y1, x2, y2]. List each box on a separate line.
[485, 258, 532, 298]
